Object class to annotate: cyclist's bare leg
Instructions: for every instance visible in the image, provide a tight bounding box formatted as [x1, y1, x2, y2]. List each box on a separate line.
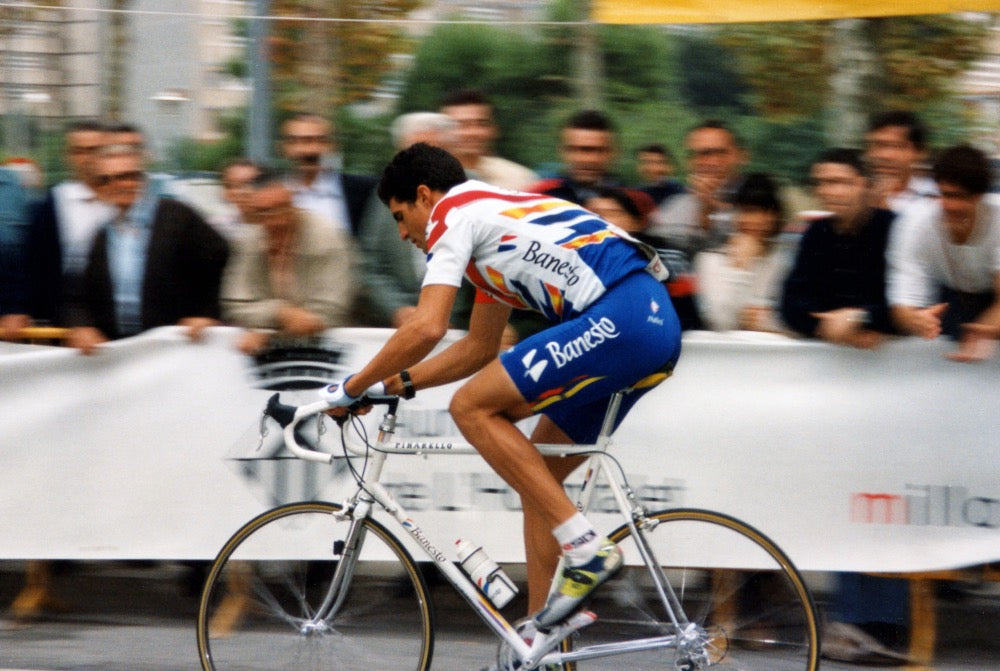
[450, 360, 579, 532]
[525, 417, 585, 612]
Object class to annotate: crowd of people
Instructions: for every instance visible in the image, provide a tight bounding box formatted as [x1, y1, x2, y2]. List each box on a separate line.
[1, 94, 998, 661]
[1, 101, 997, 363]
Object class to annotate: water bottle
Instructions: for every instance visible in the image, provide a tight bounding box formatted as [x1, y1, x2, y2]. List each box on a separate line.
[455, 539, 518, 608]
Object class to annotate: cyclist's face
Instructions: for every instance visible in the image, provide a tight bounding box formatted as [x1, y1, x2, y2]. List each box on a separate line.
[389, 188, 435, 252]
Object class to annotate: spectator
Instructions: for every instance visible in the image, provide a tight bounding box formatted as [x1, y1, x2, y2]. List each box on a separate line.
[635, 143, 684, 206]
[356, 112, 457, 328]
[390, 111, 458, 151]
[68, 148, 229, 354]
[0, 167, 34, 318]
[1, 121, 114, 341]
[279, 113, 376, 237]
[530, 109, 622, 204]
[648, 120, 746, 259]
[694, 173, 793, 332]
[889, 144, 1000, 361]
[439, 88, 537, 191]
[865, 110, 937, 214]
[780, 148, 896, 349]
[212, 157, 262, 241]
[223, 172, 356, 354]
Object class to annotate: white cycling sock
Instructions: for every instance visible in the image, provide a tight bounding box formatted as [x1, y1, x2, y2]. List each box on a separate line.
[553, 512, 601, 567]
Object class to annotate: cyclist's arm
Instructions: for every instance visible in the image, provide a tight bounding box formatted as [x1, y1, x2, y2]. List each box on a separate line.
[384, 299, 512, 395]
[343, 283, 458, 396]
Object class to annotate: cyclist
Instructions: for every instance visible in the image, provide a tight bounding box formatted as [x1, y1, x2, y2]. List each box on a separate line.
[320, 143, 681, 629]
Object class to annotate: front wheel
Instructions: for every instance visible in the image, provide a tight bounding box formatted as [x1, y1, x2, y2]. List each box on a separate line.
[564, 508, 819, 670]
[197, 501, 434, 671]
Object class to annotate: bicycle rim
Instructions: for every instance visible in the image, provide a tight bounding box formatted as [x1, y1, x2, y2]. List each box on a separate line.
[563, 508, 819, 671]
[197, 501, 434, 671]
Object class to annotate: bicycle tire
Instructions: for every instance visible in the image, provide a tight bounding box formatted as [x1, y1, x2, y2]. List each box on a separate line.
[562, 508, 819, 671]
[197, 501, 434, 671]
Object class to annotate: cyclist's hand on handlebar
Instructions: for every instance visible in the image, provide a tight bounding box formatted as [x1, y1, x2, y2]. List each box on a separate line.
[319, 376, 385, 416]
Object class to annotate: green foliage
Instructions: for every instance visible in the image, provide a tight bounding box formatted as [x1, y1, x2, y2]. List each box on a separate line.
[715, 16, 991, 145]
[173, 111, 247, 173]
[676, 32, 751, 115]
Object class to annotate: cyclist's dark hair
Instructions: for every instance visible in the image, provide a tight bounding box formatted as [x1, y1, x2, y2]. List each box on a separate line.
[868, 110, 928, 151]
[377, 143, 467, 205]
[565, 109, 615, 134]
[814, 147, 867, 178]
[932, 144, 992, 195]
[440, 88, 491, 109]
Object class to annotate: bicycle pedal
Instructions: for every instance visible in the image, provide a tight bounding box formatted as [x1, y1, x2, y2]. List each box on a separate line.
[530, 610, 597, 652]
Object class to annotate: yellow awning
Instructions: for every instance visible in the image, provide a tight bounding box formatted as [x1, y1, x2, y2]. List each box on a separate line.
[593, 0, 999, 24]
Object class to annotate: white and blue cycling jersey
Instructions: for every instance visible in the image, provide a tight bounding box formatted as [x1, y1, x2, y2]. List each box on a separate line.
[423, 180, 667, 322]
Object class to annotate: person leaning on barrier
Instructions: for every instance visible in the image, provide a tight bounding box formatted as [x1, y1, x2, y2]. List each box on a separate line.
[888, 144, 1000, 362]
[68, 147, 229, 354]
[0, 121, 115, 342]
[693, 173, 793, 333]
[221, 171, 356, 354]
[780, 148, 898, 349]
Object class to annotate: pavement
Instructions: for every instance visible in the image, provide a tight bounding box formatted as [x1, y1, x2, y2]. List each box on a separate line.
[0, 561, 998, 670]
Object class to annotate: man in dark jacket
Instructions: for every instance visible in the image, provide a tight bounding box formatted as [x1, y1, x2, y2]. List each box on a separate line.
[781, 148, 897, 348]
[0, 121, 113, 338]
[70, 150, 229, 354]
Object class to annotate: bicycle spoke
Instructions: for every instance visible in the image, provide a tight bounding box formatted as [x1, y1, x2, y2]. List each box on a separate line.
[198, 502, 434, 671]
[564, 509, 818, 671]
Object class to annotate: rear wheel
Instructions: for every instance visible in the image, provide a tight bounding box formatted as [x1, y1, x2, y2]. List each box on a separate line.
[197, 501, 434, 671]
[563, 508, 819, 670]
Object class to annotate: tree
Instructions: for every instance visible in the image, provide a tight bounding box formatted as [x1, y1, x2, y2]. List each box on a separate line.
[269, 0, 422, 115]
[717, 16, 990, 146]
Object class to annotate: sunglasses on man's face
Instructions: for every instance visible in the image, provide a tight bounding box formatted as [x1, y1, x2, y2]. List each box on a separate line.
[97, 171, 144, 186]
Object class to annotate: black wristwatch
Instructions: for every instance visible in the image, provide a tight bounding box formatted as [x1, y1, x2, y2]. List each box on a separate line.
[399, 369, 416, 399]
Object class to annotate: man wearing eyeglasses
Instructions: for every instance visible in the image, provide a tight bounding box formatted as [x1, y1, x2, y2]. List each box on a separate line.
[68, 148, 230, 354]
[280, 113, 376, 237]
[0, 121, 115, 342]
[647, 120, 747, 260]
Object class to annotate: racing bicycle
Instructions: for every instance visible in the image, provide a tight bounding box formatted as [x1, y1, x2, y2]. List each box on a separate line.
[197, 388, 820, 670]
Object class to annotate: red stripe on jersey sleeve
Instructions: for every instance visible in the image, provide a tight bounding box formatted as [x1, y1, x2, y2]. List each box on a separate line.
[428, 189, 545, 250]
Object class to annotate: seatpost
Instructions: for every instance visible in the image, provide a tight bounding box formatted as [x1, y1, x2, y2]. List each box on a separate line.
[596, 391, 625, 442]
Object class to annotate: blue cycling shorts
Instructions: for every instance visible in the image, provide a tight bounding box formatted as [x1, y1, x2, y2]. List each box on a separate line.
[500, 272, 681, 444]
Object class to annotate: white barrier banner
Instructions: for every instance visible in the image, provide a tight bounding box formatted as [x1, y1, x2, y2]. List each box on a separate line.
[1, 327, 998, 572]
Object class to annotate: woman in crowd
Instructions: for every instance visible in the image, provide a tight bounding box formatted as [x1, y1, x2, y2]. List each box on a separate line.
[693, 172, 792, 332]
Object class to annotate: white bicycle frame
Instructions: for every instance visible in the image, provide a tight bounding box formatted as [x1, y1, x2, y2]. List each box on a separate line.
[278, 393, 691, 668]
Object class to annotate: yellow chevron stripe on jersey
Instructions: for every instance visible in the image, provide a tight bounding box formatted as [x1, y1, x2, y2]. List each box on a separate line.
[561, 229, 618, 250]
[500, 200, 565, 219]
